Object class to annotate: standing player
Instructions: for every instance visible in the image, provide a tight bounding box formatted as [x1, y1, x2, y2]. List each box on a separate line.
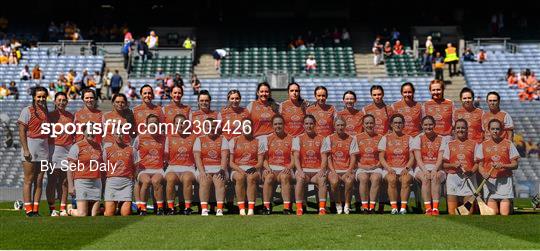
[412, 116, 446, 215]
[325, 117, 359, 214]
[356, 114, 383, 213]
[391, 83, 422, 137]
[133, 85, 164, 131]
[262, 115, 294, 214]
[18, 86, 49, 217]
[422, 80, 454, 137]
[337, 91, 364, 136]
[443, 119, 479, 215]
[229, 119, 266, 215]
[248, 82, 279, 137]
[134, 114, 166, 215]
[74, 89, 102, 143]
[306, 86, 336, 137]
[164, 114, 198, 215]
[280, 82, 307, 137]
[218, 90, 250, 141]
[163, 85, 191, 125]
[453, 88, 484, 143]
[102, 94, 135, 147]
[379, 114, 415, 215]
[475, 119, 519, 215]
[482, 92, 514, 141]
[362, 85, 392, 135]
[46, 92, 74, 216]
[191, 90, 218, 135]
[193, 118, 229, 216]
[293, 115, 329, 215]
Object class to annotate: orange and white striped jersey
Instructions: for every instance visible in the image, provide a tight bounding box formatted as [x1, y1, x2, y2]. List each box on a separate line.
[443, 138, 478, 173]
[193, 135, 229, 166]
[422, 99, 454, 136]
[229, 136, 266, 166]
[391, 100, 422, 137]
[48, 109, 74, 147]
[411, 133, 446, 165]
[321, 133, 359, 170]
[18, 105, 49, 139]
[67, 139, 103, 179]
[218, 106, 250, 140]
[378, 133, 414, 167]
[306, 104, 336, 137]
[481, 110, 514, 140]
[74, 107, 103, 143]
[264, 133, 294, 167]
[162, 102, 192, 124]
[362, 103, 392, 135]
[356, 132, 382, 168]
[103, 144, 138, 178]
[337, 108, 364, 136]
[292, 133, 328, 169]
[165, 134, 197, 166]
[453, 107, 484, 143]
[133, 103, 164, 129]
[475, 139, 519, 178]
[248, 100, 277, 137]
[133, 134, 165, 170]
[190, 109, 218, 135]
[102, 110, 134, 145]
[280, 100, 306, 137]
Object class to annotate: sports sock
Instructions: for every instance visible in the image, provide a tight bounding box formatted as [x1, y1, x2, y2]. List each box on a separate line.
[390, 201, 398, 209]
[263, 202, 271, 209]
[433, 200, 439, 210]
[167, 200, 175, 210]
[237, 201, 245, 210]
[424, 201, 432, 211]
[283, 201, 291, 210]
[361, 201, 369, 209]
[248, 202, 255, 210]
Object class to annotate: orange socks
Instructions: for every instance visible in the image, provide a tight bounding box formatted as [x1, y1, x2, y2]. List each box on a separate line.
[369, 202, 376, 210]
[424, 202, 432, 211]
[167, 201, 175, 210]
[238, 202, 245, 210]
[283, 201, 291, 210]
[361, 201, 369, 209]
[217, 202, 224, 210]
[248, 202, 255, 210]
[263, 202, 271, 209]
[433, 200, 439, 210]
[390, 201, 398, 209]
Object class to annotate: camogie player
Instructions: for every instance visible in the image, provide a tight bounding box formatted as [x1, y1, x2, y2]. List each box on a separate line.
[262, 115, 294, 214]
[362, 85, 392, 135]
[18, 86, 49, 216]
[133, 85, 164, 131]
[453, 88, 484, 143]
[229, 119, 266, 215]
[102, 94, 135, 147]
[193, 118, 229, 216]
[46, 92, 74, 216]
[74, 89, 102, 143]
[293, 115, 329, 215]
[134, 114, 166, 215]
[482, 92, 514, 141]
[475, 119, 519, 215]
[163, 85, 192, 125]
[66, 125, 103, 216]
[412, 116, 446, 215]
[248, 82, 279, 137]
[280, 82, 307, 137]
[306, 86, 337, 137]
[164, 114, 198, 215]
[191, 90, 218, 135]
[337, 90, 364, 136]
[379, 113, 415, 215]
[391, 82, 422, 137]
[218, 90, 250, 141]
[325, 117, 359, 214]
[355, 114, 383, 213]
[442, 119, 479, 215]
[422, 80, 454, 137]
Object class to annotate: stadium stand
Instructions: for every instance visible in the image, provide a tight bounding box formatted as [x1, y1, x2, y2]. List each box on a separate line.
[385, 54, 431, 78]
[130, 56, 192, 78]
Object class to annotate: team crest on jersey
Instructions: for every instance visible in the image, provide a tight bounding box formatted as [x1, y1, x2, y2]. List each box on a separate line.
[404, 116, 412, 122]
[394, 149, 403, 155]
[208, 150, 218, 159]
[365, 147, 374, 154]
[178, 147, 187, 154]
[491, 155, 501, 162]
[457, 153, 466, 161]
[306, 150, 315, 157]
[80, 114, 88, 120]
[335, 151, 344, 158]
[434, 114, 443, 121]
[149, 149, 159, 156]
[116, 160, 125, 168]
[240, 153, 252, 162]
[291, 115, 301, 121]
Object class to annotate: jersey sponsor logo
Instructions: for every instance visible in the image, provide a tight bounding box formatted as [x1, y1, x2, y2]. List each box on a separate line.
[365, 147, 374, 154]
[306, 150, 316, 157]
[208, 150, 218, 159]
[335, 151, 344, 158]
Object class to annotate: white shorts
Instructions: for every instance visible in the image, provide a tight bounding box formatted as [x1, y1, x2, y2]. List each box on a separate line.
[269, 165, 286, 171]
[75, 178, 102, 201]
[230, 165, 258, 181]
[413, 168, 447, 182]
[22, 138, 50, 162]
[165, 165, 197, 176]
[356, 168, 384, 181]
[446, 173, 477, 196]
[294, 168, 327, 181]
[384, 167, 413, 177]
[483, 176, 514, 200]
[137, 169, 165, 181]
[198, 165, 228, 181]
[104, 177, 133, 202]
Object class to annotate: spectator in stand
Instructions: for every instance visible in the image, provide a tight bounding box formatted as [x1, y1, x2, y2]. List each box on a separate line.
[390, 27, 400, 43]
[463, 48, 476, 62]
[383, 41, 393, 60]
[515, 138, 526, 157]
[425, 36, 434, 55]
[123, 28, 133, 43]
[155, 68, 165, 85]
[444, 43, 459, 77]
[173, 73, 184, 87]
[295, 36, 306, 49]
[191, 74, 201, 95]
[137, 37, 150, 62]
[125, 82, 139, 100]
[421, 51, 433, 72]
[93, 71, 102, 101]
[47, 82, 56, 101]
[31, 65, 43, 80]
[393, 40, 404, 55]
[433, 52, 445, 81]
[526, 140, 539, 157]
[213, 48, 228, 71]
[183, 36, 195, 49]
[7, 81, 18, 100]
[9, 50, 18, 65]
[518, 85, 537, 101]
[19, 65, 31, 80]
[372, 37, 383, 66]
[477, 49, 487, 64]
[0, 83, 9, 99]
[0, 51, 8, 64]
[121, 40, 132, 71]
[305, 54, 317, 73]
[155, 82, 165, 100]
[110, 70, 123, 95]
[166, 74, 175, 91]
[507, 68, 518, 88]
[145, 30, 158, 49]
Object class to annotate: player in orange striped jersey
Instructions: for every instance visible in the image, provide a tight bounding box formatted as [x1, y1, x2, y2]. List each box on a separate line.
[453, 88, 484, 143]
[362, 85, 393, 135]
[262, 115, 294, 214]
[46, 92, 74, 216]
[18, 86, 49, 217]
[194, 118, 229, 216]
[280, 82, 308, 137]
[412, 116, 447, 215]
[379, 114, 415, 215]
[325, 117, 359, 214]
[191, 90, 218, 135]
[306, 86, 336, 137]
[102, 94, 136, 147]
[134, 114, 166, 215]
[482, 92, 514, 141]
[422, 80, 454, 136]
[229, 118, 266, 216]
[74, 89, 102, 143]
[164, 114, 198, 215]
[442, 119, 479, 215]
[133, 85, 164, 131]
[355, 114, 383, 213]
[248, 82, 279, 137]
[293, 115, 329, 215]
[337, 91, 364, 136]
[218, 90, 250, 141]
[391, 82, 422, 137]
[162, 85, 192, 125]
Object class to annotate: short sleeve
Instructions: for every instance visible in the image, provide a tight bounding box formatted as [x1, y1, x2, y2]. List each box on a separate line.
[349, 137, 359, 155]
[67, 144, 80, 161]
[246, 102, 253, 113]
[378, 136, 387, 151]
[193, 137, 201, 152]
[504, 113, 514, 129]
[228, 138, 236, 154]
[321, 136, 331, 153]
[442, 142, 450, 161]
[474, 143, 484, 161]
[410, 135, 421, 150]
[292, 137, 300, 152]
[509, 142, 520, 160]
[18, 107, 30, 125]
[221, 137, 229, 150]
[257, 138, 267, 154]
[408, 136, 415, 149]
[132, 148, 140, 164]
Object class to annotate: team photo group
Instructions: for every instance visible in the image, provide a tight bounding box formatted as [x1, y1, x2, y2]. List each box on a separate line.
[18, 79, 519, 218]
